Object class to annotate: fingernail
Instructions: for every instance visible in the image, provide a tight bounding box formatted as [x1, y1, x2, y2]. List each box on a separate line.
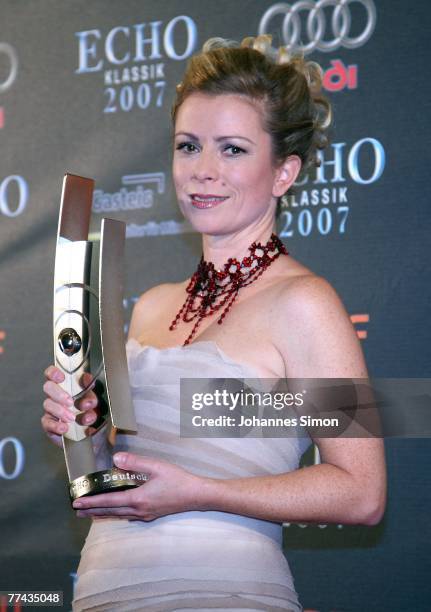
[114, 453, 125, 465]
[73, 501, 82, 508]
[66, 397, 74, 406]
[67, 412, 75, 422]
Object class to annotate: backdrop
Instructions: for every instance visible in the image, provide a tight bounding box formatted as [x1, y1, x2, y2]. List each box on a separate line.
[0, 1, 430, 611]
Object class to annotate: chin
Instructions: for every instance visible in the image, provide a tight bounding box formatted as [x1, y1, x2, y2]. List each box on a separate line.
[180, 206, 233, 235]
[187, 219, 232, 236]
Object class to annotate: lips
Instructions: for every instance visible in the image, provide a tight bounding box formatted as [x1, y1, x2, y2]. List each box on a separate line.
[190, 194, 229, 209]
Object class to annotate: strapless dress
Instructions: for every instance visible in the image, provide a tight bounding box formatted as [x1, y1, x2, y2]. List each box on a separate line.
[72, 339, 311, 611]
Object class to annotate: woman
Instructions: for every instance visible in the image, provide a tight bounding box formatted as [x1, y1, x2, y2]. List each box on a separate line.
[42, 36, 386, 611]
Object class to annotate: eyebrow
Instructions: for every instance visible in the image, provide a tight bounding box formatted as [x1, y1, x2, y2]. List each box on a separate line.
[174, 131, 256, 145]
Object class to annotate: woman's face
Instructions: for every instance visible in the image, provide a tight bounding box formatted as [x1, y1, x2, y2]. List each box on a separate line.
[173, 93, 282, 236]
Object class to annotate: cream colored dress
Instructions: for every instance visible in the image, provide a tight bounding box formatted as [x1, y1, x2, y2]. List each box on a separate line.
[73, 339, 311, 611]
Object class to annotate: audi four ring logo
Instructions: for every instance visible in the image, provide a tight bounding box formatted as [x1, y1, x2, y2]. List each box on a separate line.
[259, 0, 376, 54]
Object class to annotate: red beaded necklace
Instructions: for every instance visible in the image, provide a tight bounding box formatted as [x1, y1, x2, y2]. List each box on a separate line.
[169, 233, 288, 346]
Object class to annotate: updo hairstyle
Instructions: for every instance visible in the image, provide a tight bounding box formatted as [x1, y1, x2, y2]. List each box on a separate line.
[172, 35, 331, 190]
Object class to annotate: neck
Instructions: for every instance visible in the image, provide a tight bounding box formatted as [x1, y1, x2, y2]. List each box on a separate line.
[201, 222, 277, 270]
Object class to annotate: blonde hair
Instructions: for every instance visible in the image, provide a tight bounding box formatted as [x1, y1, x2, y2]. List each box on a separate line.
[172, 35, 332, 180]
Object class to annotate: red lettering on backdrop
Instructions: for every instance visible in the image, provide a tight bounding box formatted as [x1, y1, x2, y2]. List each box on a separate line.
[351, 314, 370, 340]
[323, 60, 358, 92]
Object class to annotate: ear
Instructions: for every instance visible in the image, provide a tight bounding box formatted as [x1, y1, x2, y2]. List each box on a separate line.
[272, 155, 302, 198]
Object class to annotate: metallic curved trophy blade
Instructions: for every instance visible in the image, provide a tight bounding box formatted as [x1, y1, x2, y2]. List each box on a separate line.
[58, 173, 93, 242]
[53, 173, 145, 500]
[99, 218, 137, 432]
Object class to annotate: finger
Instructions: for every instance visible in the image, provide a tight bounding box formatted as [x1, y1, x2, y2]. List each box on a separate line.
[43, 380, 74, 406]
[43, 398, 76, 423]
[114, 452, 156, 476]
[72, 488, 135, 510]
[41, 414, 69, 436]
[44, 365, 65, 383]
[75, 409, 98, 427]
[79, 372, 97, 391]
[76, 506, 135, 518]
[76, 513, 141, 521]
[76, 392, 98, 412]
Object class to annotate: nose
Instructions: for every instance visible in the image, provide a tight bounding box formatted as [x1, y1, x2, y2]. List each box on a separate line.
[192, 149, 218, 182]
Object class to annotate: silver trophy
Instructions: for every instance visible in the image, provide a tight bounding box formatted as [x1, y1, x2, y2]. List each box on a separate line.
[53, 173, 146, 502]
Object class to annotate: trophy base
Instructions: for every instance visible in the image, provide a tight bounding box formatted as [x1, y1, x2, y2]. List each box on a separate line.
[69, 467, 148, 502]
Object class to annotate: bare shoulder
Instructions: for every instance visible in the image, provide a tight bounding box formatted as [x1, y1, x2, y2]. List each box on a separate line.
[135, 282, 185, 308]
[268, 255, 341, 313]
[278, 270, 346, 317]
[127, 281, 186, 340]
[271, 262, 367, 378]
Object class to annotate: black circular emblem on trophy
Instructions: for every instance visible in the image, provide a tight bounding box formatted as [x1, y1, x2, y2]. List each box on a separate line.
[54, 174, 147, 503]
[58, 328, 82, 356]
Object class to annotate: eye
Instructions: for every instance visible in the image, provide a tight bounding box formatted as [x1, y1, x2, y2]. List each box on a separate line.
[224, 144, 246, 156]
[175, 142, 199, 154]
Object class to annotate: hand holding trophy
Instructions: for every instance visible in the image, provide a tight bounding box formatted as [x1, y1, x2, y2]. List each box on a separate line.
[47, 173, 147, 503]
